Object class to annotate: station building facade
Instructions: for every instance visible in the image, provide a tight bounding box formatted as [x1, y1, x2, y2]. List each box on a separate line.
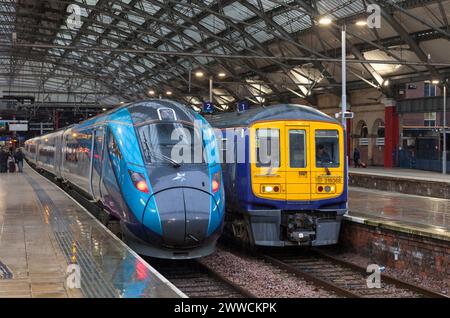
[295, 81, 450, 173]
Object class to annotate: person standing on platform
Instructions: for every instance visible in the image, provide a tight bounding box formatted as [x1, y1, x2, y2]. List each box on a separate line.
[14, 148, 24, 173]
[353, 147, 361, 168]
[0, 148, 7, 173]
[7, 151, 16, 173]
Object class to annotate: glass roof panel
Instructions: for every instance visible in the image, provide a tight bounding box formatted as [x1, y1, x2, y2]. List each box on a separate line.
[222, 2, 256, 22]
[199, 15, 227, 34]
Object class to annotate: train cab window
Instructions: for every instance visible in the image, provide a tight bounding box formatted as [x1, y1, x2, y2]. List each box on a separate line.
[256, 128, 280, 167]
[108, 132, 122, 160]
[138, 122, 206, 164]
[289, 130, 306, 168]
[315, 130, 340, 168]
[157, 108, 177, 121]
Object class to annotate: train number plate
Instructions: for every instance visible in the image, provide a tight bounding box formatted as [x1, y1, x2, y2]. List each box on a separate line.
[316, 175, 342, 183]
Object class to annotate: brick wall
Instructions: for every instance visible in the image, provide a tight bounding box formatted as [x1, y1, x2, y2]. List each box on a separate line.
[339, 221, 450, 280]
[349, 173, 450, 199]
[404, 81, 442, 99]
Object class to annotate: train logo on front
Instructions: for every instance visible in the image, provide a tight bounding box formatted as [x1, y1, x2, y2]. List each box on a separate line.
[173, 172, 186, 182]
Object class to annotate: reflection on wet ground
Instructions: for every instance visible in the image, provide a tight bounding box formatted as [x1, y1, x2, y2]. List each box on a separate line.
[349, 187, 450, 234]
[0, 165, 183, 298]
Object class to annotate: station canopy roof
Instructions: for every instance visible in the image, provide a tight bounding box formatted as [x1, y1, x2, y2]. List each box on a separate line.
[0, 0, 449, 114]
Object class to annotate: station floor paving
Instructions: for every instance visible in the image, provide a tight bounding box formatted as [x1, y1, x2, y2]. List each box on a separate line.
[349, 167, 450, 183]
[0, 165, 184, 298]
[348, 187, 450, 241]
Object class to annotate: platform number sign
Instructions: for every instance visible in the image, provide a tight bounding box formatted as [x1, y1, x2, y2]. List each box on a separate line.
[237, 100, 249, 113]
[203, 101, 214, 113]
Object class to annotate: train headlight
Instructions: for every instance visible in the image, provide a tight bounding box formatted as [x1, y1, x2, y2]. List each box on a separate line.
[265, 186, 274, 192]
[261, 184, 280, 193]
[128, 170, 149, 194]
[212, 172, 221, 193]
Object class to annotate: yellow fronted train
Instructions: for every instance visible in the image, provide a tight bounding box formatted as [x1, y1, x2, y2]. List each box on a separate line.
[208, 104, 347, 247]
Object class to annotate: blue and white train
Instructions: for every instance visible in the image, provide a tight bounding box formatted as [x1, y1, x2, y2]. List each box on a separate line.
[24, 99, 225, 259]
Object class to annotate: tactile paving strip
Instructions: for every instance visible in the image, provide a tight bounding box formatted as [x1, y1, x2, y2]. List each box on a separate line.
[25, 175, 119, 298]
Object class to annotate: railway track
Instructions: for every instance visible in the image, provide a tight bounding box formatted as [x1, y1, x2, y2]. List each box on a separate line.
[262, 249, 448, 298]
[148, 259, 256, 298]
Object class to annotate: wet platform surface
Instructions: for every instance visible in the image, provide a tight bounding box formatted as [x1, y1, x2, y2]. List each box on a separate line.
[348, 187, 450, 241]
[349, 167, 450, 183]
[0, 165, 184, 298]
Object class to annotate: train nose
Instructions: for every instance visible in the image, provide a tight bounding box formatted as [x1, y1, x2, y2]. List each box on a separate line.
[143, 188, 212, 247]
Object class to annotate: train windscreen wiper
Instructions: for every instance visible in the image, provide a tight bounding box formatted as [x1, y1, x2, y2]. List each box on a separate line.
[150, 150, 181, 168]
[141, 134, 181, 168]
[321, 161, 332, 175]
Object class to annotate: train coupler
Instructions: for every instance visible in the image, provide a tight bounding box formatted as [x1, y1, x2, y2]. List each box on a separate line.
[288, 230, 316, 244]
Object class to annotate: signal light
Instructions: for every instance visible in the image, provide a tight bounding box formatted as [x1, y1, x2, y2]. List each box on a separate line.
[318, 186, 324, 192]
[128, 170, 149, 194]
[212, 172, 221, 193]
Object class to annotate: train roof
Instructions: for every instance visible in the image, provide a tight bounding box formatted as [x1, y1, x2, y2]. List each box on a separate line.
[126, 99, 198, 125]
[26, 99, 199, 142]
[206, 104, 339, 128]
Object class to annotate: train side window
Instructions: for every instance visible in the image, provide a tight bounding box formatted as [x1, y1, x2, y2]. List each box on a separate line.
[108, 131, 122, 160]
[65, 141, 78, 162]
[315, 130, 340, 168]
[289, 130, 306, 168]
[255, 128, 280, 167]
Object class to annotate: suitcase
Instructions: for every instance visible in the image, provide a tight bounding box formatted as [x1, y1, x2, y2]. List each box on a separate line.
[360, 161, 367, 168]
[8, 161, 16, 173]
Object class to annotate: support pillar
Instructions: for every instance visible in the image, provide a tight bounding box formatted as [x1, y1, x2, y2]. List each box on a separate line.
[346, 118, 351, 162]
[383, 98, 399, 168]
[55, 111, 60, 130]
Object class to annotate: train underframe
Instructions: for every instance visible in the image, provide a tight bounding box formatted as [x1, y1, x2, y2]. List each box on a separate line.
[228, 208, 346, 247]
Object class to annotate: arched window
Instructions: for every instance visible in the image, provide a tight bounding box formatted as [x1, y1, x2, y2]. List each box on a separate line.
[373, 119, 385, 138]
[356, 121, 368, 138]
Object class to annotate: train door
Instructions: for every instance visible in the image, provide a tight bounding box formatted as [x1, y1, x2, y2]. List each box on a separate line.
[55, 134, 63, 178]
[285, 123, 311, 202]
[90, 126, 106, 202]
[250, 122, 286, 201]
[310, 123, 345, 201]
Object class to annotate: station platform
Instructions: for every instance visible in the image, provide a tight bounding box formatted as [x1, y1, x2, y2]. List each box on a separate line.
[349, 167, 450, 199]
[347, 187, 450, 241]
[344, 187, 449, 280]
[349, 167, 450, 183]
[0, 164, 185, 298]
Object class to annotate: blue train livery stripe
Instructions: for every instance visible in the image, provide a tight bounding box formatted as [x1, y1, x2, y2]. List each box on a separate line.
[108, 109, 163, 235]
[195, 113, 225, 235]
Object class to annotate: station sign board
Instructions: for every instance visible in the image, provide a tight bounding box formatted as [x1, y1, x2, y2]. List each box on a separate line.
[237, 100, 249, 112]
[9, 123, 28, 131]
[203, 101, 214, 113]
[0, 120, 29, 132]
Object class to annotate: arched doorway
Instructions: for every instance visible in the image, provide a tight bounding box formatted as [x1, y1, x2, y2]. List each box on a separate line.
[372, 119, 385, 166]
